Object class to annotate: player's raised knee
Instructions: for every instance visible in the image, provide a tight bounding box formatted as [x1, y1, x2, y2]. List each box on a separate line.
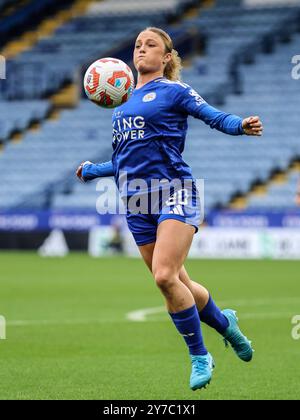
[153, 267, 177, 290]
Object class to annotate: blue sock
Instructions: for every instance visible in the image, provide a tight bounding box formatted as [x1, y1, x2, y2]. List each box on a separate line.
[199, 295, 229, 335]
[169, 304, 207, 356]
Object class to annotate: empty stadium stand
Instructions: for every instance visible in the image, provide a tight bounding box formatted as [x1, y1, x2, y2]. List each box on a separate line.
[248, 172, 300, 209]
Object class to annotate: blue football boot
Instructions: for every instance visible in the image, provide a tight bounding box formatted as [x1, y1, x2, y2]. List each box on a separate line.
[222, 309, 253, 362]
[190, 353, 215, 391]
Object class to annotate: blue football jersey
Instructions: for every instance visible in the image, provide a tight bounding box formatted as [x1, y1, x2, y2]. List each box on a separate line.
[111, 77, 243, 197]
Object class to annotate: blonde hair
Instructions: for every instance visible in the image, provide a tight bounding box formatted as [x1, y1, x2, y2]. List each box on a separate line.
[144, 27, 182, 81]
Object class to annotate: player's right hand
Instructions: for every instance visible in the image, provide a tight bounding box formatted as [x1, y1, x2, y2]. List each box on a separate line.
[76, 161, 92, 183]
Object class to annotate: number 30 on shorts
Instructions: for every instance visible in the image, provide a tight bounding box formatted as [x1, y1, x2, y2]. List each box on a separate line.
[165, 189, 189, 206]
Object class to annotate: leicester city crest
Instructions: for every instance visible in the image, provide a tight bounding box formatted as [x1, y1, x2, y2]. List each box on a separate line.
[142, 92, 156, 103]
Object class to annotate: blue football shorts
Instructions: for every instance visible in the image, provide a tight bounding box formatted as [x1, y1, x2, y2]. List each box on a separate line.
[124, 180, 202, 246]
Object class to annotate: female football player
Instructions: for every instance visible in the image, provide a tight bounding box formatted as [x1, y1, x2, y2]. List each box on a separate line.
[77, 27, 263, 391]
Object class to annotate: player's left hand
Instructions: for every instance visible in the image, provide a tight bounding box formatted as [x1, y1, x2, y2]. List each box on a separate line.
[242, 116, 263, 136]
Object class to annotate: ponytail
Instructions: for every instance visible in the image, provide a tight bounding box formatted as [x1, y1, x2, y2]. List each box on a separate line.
[145, 27, 182, 81]
[164, 48, 182, 81]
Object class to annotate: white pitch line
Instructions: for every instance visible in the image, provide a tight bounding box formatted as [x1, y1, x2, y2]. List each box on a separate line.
[126, 307, 166, 322]
[126, 310, 296, 323]
[5, 297, 300, 327]
[4, 311, 295, 327]
[126, 297, 300, 323]
[7, 318, 124, 327]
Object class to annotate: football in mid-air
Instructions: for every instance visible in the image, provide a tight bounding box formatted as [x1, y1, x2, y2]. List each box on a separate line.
[83, 58, 135, 108]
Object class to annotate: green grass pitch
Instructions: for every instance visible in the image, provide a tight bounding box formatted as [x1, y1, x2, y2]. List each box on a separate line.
[0, 252, 299, 400]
